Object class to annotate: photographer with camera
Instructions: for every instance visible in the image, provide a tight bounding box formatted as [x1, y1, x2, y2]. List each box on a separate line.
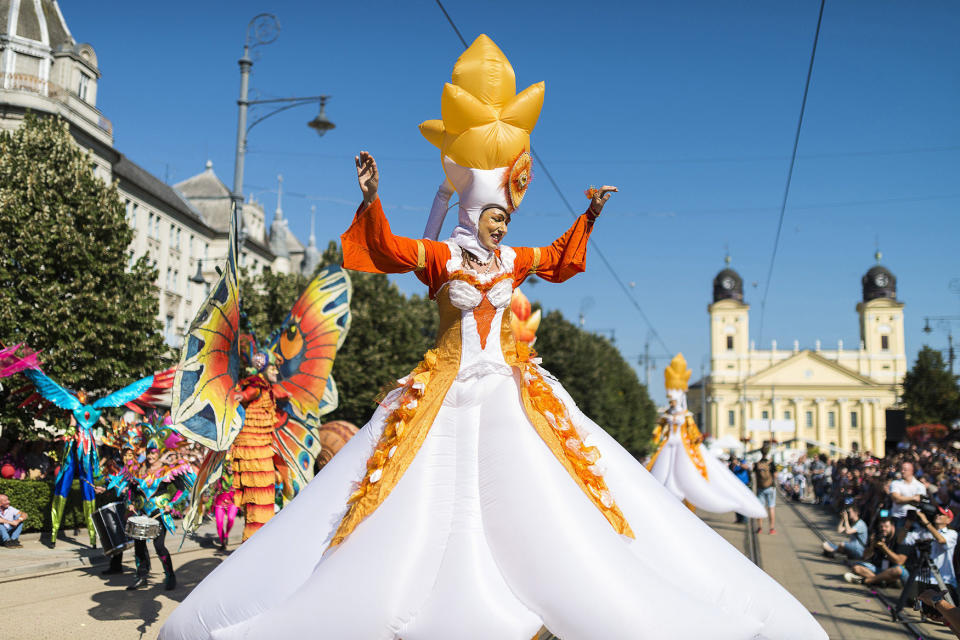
[893, 504, 960, 622]
[843, 517, 909, 586]
[904, 506, 958, 591]
[822, 504, 869, 560]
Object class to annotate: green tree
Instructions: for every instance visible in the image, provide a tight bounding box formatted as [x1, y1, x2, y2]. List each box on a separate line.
[0, 114, 166, 439]
[902, 345, 960, 426]
[534, 309, 658, 458]
[240, 268, 310, 340]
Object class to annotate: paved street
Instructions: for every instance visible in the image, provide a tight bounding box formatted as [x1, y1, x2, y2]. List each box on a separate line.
[0, 519, 239, 640]
[0, 544, 225, 639]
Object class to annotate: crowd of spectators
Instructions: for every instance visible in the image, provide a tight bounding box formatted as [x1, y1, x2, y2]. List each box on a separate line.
[784, 440, 960, 627]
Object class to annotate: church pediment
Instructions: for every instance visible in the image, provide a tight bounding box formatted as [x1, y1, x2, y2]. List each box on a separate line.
[744, 351, 878, 388]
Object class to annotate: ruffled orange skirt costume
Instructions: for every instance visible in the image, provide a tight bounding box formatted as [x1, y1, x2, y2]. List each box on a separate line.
[232, 377, 281, 540]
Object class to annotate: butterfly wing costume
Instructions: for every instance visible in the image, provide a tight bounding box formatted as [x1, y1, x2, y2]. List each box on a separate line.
[171, 225, 352, 539]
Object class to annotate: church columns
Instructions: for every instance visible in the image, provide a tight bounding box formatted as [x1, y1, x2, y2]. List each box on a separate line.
[791, 397, 803, 443]
[814, 398, 827, 449]
[836, 398, 848, 451]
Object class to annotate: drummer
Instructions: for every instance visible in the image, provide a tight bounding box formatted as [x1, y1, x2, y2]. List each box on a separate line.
[105, 419, 195, 591]
[95, 423, 144, 575]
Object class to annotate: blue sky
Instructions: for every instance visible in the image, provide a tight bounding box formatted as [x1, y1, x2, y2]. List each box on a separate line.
[65, 1, 959, 402]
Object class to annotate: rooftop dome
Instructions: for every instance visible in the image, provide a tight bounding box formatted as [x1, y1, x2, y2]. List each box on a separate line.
[862, 252, 896, 302]
[713, 256, 744, 303]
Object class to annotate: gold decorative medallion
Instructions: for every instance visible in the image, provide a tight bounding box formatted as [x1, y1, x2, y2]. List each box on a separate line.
[506, 150, 532, 210]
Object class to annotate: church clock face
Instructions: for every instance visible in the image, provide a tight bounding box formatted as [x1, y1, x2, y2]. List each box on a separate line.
[721, 277, 735, 290]
[875, 273, 889, 287]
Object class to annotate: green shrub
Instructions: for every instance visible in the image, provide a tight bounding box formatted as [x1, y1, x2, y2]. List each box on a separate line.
[0, 478, 112, 533]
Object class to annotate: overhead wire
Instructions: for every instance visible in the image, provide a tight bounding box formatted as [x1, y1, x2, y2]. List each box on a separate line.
[757, 0, 826, 345]
[432, 0, 672, 355]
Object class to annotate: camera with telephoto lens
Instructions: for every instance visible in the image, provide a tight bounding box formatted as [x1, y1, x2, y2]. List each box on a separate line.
[916, 494, 940, 519]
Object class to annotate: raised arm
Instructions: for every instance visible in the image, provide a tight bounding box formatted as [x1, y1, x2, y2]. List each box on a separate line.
[513, 185, 617, 284]
[340, 152, 449, 285]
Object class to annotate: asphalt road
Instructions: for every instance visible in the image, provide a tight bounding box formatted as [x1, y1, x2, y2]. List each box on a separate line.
[0, 545, 226, 640]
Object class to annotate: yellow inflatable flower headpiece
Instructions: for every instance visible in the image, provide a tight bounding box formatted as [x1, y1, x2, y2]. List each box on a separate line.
[664, 353, 692, 392]
[420, 34, 544, 241]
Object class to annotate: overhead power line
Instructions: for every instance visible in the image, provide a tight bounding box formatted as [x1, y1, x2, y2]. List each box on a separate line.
[757, 0, 826, 344]
[432, 0, 672, 355]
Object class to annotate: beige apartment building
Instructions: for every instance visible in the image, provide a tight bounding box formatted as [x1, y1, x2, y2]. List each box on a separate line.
[689, 256, 906, 457]
[0, 1, 317, 349]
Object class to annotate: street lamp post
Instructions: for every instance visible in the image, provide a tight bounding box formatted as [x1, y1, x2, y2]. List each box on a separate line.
[923, 316, 960, 374]
[231, 13, 335, 253]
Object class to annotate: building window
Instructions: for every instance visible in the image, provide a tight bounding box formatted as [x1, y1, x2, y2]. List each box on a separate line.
[762, 410, 769, 420]
[726, 335, 734, 351]
[78, 73, 91, 101]
[881, 335, 890, 351]
[828, 411, 836, 428]
[728, 410, 735, 427]
[850, 412, 858, 428]
[164, 315, 176, 345]
[805, 411, 813, 428]
[784, 410, 791, 420]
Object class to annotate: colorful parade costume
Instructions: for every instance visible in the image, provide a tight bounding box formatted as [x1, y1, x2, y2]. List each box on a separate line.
[162, 36, 825, 640]
[107, 419, 195, 590]
[648, 354, 766, 519]
[168, 228, 352, 542]
[19, 367, 173, 545]
[229, 358, 290, 540]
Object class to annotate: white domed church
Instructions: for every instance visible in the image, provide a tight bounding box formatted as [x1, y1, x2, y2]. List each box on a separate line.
[688, 254, 906, 457]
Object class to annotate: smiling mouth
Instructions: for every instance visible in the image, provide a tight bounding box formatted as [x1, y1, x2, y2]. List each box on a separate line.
[490, 231, 503, 243]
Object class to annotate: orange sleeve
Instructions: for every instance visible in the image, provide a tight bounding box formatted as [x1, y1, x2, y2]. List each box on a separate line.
[514, 210, 596, 285]
[340, 197, 449, 292]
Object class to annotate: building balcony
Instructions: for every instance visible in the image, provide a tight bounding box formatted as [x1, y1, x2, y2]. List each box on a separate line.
[0, 72, 113, 143]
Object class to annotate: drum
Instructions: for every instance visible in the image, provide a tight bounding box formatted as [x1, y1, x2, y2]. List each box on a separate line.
[92, 501, 129, 557]
[125, 515, 161, 540]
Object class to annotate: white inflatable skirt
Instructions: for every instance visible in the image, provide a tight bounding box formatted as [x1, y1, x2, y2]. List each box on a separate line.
[161, 371, 825, 640]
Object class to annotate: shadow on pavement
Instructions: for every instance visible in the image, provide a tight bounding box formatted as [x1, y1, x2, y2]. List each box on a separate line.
[85, 556, 224, 635]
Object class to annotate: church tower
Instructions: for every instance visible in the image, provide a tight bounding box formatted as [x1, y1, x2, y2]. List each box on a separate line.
[856, 252, 906, 383]
[708, 256, 749, 384]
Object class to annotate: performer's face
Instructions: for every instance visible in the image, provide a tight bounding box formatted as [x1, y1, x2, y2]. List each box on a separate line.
[122, 449, 135, 464]
[146, 448, 159, 464]
[264, 364, 279, 384]
[478, 207, 511, 251]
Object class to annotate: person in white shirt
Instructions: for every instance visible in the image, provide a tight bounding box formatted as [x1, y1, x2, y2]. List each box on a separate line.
[904, 507, 958, 598]
[890, 461, 927, 529]
[0, 493, 28, 548]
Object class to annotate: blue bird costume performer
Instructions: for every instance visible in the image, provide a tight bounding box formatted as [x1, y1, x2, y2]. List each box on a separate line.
[19, 367, 174, 546]
[107, 418, 196, 590]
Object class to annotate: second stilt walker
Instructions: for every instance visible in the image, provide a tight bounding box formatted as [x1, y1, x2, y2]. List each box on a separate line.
[648, 354, 766, 518]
